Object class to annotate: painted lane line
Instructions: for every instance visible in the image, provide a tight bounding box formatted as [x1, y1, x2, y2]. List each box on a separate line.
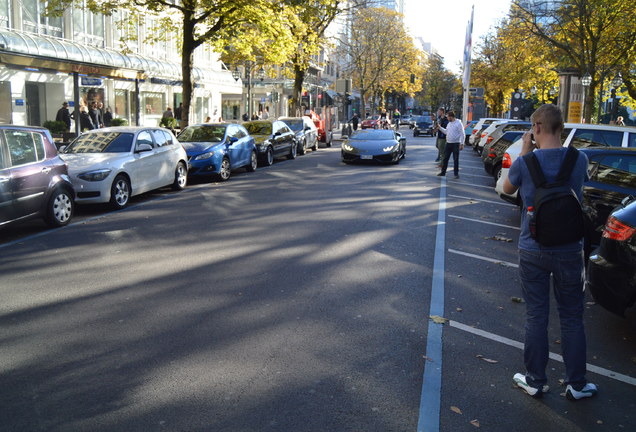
[417, 177, 447, 432]
[457, 173, 495, 179]
[449, 194, 516, 206]
[450, 320, 636, 387]
[447, 214, 520, 230]
[448, 248, 519, 268]
[451, 181, 497, 190]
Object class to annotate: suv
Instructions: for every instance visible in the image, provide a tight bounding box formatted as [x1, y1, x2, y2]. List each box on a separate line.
[468, 117, 503, 146]
[482, 130, 525, 179]
[479, 121, 531, 156]
[0, 125, 74, 228]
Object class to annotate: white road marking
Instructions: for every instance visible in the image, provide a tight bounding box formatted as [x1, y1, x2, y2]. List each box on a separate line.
[448, 248, 519, 268]
[449, 194, 516, 206]
[447, 214, 520, 230]
[450, 320, 636, 387]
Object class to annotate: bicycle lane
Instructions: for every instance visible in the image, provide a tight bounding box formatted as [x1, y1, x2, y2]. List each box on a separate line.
[417, 157, 636, 431]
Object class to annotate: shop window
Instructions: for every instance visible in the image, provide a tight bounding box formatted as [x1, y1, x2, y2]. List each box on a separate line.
[142, 92, 165, 116]
[0, 81, 11, 124]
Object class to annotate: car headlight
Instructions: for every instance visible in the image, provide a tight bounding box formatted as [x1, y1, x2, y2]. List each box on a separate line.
[77, 169, 112, 181]
[383, 144, 399, 152]
[342, 143, 354, 151]
[194, 151, 215, 161]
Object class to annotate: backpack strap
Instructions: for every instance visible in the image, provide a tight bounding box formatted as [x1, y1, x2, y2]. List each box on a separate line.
[555, 146, 580, 183]
[522, 152, 546, 188]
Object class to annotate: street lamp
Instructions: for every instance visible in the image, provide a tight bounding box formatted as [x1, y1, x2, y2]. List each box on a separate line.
[581, 73, 592, 122]
[232, 67, 240, 82]
[610, 73, 622, 122]
[257, 67, 265, 82]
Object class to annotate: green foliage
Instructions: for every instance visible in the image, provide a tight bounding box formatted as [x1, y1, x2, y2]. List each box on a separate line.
[110, 117, 128, 126]
[43, 120, 67, 134]
[159, 116, 178, 129]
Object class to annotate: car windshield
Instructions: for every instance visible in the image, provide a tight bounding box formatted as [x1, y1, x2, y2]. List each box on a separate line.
[178, 125, 226, 142]
[283, 120, 303, 132]
[64, 132, 134, 153]
[245, 122, 272, 135]
[350, 130, 394, 140]
[366, 115, 380, 120]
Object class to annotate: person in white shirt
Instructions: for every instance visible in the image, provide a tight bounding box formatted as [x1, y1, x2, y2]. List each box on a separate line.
[436, 111, 465, 179]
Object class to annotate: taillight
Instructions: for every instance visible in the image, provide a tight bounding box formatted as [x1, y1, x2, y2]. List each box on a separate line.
[602, 216, 636, 241]
[502, 153, 512, 168]
[472, 129, 478, 135]
[481, 132, 487, 138]
[487, 136, 493, 144]
[488, 152, 496, 158]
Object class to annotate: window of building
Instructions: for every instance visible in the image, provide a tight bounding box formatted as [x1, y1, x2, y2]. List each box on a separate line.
[21, 0, 62, 37]
[73, 2, 105, 46]
[142, 92, 165, 115]
[0, 0, 9, 29]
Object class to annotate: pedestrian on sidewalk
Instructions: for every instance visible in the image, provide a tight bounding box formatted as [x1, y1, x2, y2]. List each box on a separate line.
[502, 103, 597, 401]
[436, 111, 464, 179]
[434, 108, 448, 163]
[55, 102, 72, 132]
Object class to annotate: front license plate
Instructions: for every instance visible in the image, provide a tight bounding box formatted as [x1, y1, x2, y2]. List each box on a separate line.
[361, 154, 372, 160]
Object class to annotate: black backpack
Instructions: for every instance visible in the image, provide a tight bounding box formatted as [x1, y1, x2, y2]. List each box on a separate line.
[522, 146, 585, 246]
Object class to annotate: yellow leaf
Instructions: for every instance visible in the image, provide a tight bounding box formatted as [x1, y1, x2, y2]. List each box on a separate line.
[451, 406, 462, 415]
[471, 419, 480, 427]
[430, 315, 449, 324]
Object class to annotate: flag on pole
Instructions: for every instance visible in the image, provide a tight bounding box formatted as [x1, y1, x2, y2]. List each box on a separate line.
[462, 5, 475, 122]
[462, 5, 474, 91]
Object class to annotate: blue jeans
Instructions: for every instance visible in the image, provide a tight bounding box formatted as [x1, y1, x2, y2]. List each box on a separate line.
[518, 249, 588, 389]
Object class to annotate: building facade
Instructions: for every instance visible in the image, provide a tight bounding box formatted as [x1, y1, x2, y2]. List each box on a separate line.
[0, 0, 242, 132]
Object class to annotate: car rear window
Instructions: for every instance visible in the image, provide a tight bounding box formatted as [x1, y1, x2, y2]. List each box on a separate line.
[570, 129, 623, 148]
[590, 154, 636, 189]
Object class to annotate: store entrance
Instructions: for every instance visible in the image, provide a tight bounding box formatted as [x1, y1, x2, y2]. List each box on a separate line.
[25, 82, 46, 126]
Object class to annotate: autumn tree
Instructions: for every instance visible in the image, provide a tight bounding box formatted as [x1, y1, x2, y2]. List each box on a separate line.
[47, 0, 290, 128]
[511, 0, 636, 123]
[420, 55, 459, 114]
[338, 7, 423, 114]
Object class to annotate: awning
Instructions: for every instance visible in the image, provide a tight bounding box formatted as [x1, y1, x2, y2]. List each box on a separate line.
[0, 29, 238, 85]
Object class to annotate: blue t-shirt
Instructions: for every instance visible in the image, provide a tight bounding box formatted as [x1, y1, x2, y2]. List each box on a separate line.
[508, 147, 589, 252]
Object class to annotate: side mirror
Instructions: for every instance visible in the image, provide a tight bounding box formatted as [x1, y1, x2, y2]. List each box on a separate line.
[274, 131, 281, 137]
[136, 143, 153, 152]
[228, 136, 239, 143]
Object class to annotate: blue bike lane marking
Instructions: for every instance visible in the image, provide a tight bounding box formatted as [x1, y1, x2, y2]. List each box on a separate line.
[417, 176, 446, 432]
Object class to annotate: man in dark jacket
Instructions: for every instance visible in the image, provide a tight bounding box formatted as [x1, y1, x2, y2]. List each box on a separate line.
[55, 102, 72, 132]
[89, 101, 103, 128]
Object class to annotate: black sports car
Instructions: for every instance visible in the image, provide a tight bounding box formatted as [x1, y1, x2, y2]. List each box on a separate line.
[341, 129, 406, 164]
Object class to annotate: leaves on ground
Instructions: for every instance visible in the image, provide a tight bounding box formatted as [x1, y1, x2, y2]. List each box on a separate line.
[470, 419, 480, 427]
[451, 406, 462, 415]
[430, 315, 449, 324]
[511, 297, 524, 303]
[476, 354, 499, 364]
[484, 235, 513, 242]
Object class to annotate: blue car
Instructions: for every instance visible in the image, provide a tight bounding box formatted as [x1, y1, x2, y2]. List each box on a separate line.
[178, 123, 257, 181]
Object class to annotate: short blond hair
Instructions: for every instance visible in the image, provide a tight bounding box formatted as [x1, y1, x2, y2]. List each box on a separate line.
[531, 104, 563, 135]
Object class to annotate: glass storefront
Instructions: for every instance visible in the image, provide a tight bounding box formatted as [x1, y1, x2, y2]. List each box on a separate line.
[0, 81, 11, 123]
[142, 92, 165, 115]
[114, 89, 129, 120]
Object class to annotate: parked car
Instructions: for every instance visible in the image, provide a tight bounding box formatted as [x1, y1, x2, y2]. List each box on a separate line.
[413, 116, 435, 137]
[587, 195, 636, 317]
[361, 115, 381, 129]
[178, 123, 257, 182]
[479, 121, 531, 156]
[468, 117, 503, 146]
[279, 116, 318, 154]
[496, 123, 636, 205]
[60, 127, 188, 209]
[464, 120, 478, 144]
[482, 130, 525, 179]
[341, 129, 406, 164]
[243, 120, 297, 166]
[0, 125, 75, 228]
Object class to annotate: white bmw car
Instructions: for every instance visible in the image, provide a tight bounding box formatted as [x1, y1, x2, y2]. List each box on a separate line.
[60, 127, 188, 209]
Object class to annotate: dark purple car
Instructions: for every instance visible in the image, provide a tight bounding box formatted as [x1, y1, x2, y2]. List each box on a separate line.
[0, 125, 74, 228]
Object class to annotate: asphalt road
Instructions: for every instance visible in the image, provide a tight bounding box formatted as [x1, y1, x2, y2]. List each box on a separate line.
[1, 130, 635, 432]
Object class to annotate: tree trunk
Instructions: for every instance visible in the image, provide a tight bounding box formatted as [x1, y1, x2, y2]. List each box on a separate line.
[181, 14, 197, 129]
[291, 63, 305, 117]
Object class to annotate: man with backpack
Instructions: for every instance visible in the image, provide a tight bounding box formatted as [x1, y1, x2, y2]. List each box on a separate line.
[502, 104, 597, 401]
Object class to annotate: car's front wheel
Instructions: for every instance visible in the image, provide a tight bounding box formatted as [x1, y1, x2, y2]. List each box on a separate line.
[44, 187, 74, 227]
[246, 151, 257, 172]
[298, 139, 306, 155]
[110, 175, 131, 209]
[172, 161, 187, 190]
[217, 157, 231, 181]
[312, 138, 318, 151]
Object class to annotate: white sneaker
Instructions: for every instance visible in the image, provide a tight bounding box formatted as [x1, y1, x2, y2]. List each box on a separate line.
[513, 373, 549, 398]
[566, 383, 597, 400]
